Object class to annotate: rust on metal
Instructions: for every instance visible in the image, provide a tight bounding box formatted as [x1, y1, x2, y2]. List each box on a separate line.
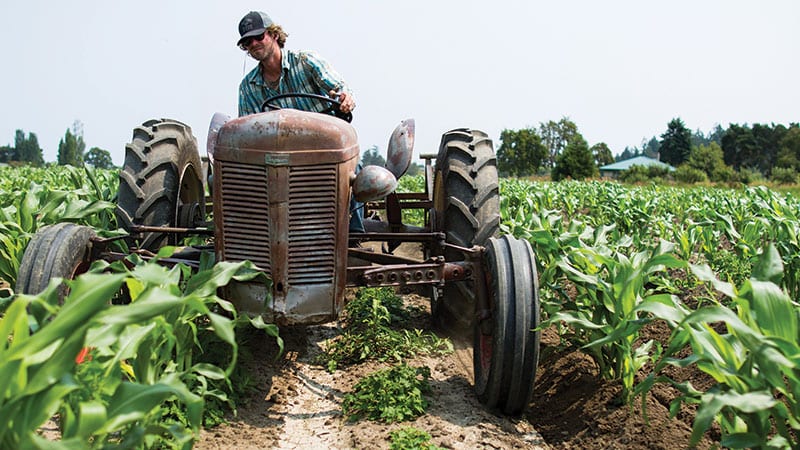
[129, 225, 213, 235]
[351, 261, 473, 288]
[351, 165, 397, 203]
[385, 119, 415, 178]
[211, 109, 359, 324]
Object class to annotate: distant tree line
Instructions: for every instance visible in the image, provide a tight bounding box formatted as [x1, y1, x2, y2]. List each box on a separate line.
[497, 117, 616, 181]
[0, 120, 114, 169]
[498, 117, 800, 184]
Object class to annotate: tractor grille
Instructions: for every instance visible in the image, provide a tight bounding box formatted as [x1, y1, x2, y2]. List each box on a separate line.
[219, 160, 338, 285]
[219, 161, 271, 270]
[287, 164, 337, 285]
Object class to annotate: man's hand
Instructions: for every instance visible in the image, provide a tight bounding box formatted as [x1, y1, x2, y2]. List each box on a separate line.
[329, 90, 355, 113]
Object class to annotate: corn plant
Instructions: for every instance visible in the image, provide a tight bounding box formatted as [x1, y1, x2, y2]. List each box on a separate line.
[0, 165, 118, 285]
[0, 256, 280, 449]
[395, 174, 426, 226]
[542, 240, 684, 402]
[637, 244, 800, 449]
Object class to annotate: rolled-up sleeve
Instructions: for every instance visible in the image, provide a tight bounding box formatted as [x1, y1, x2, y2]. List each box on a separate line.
[300, 51, 354, 99]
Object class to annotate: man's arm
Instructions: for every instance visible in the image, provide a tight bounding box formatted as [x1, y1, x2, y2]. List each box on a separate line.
[301, 51, 356, 113]
[238, 78, 262, 117]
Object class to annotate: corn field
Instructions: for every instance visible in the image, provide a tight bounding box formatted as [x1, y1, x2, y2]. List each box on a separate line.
[2, 166, 800, 448]
[501, 179, 800, 449]
[0, 166, 280, 449]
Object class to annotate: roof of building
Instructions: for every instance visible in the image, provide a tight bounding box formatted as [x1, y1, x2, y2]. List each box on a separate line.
[600, 156, 674, 172]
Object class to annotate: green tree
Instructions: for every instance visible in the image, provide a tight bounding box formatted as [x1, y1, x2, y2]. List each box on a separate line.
[775, 126, 800, 171]
[57, 120, 86, 166]
[539, 117, 579, 169]
[721, 123, 757, 170]
[659, 118, 692, 167]
[708, 124, 725, 146]
[497, 128, 547, 177]
[57, 129, 81, 166]
[361, 145, 386, 166]
[0, 145, 14, 163]
[14, 129, 44, 166]
[618, 146, 639, 161]
[591, 142, 614, 167]
[686, 142, 731, 181]
[642, 137, 660, 159]
[552, 135, 597, 181]
[84, 147, 115, 169]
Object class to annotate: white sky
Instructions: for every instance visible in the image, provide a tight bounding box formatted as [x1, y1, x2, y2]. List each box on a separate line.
[1, 1, 798, 166]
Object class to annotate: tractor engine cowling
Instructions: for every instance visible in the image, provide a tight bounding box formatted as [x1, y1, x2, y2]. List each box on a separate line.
[210, 109, 359, 325]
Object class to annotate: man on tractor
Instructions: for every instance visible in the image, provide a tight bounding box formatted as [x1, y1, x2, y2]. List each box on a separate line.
[235, 11, 363, 234]
[236, 11, 356, 118]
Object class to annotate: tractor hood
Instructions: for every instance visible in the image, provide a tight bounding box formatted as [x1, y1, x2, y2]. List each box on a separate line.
[210, 109, 359, 157]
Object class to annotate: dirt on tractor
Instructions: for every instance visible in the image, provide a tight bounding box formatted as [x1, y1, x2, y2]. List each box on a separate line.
[195, 245, 717, 450]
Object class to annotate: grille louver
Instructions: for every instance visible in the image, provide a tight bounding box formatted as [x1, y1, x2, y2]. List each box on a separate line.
[288, 165, 337, 284]
[219, 161, 271, 270]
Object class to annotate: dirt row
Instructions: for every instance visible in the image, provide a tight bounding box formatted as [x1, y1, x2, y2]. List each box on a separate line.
[195, 314, 548, 450]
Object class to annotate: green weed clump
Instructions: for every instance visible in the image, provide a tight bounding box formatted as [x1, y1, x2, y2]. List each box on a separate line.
[342, 364, 431, 423]
[389, 427, 444, 450]
[317, 288, 452, 372]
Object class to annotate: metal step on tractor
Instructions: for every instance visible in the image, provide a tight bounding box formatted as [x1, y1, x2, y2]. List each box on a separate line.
[16, 94, 541, 415]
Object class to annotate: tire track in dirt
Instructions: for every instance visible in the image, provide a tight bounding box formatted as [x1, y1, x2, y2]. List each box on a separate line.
[274, 325, 353, 449]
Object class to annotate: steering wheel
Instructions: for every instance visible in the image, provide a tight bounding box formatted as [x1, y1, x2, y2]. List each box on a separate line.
[260, 92, 353, 123]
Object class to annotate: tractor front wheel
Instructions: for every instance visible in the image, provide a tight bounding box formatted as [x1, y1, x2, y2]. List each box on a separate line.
[16, 223, 96, 299]
[474, 235, 540, 415]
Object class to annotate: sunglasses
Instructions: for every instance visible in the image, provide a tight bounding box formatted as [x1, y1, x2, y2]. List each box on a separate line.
[239, 32, 266, 50]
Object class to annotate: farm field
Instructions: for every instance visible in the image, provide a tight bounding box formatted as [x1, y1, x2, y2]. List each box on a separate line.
[1, 165, 799, 449]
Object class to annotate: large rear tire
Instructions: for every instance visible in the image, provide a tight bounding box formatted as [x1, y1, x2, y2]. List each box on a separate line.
[432, 128, 500, 330]
[16, 223, 96, 299]
[474, 235, 540, 415]
[116, 119, 205, 251]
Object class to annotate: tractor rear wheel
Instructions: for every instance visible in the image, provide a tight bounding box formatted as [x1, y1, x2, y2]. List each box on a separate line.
[16, 223, 96, 299]
[474, 235, 540, 415]
[432, 128, 500, 330]
[116, 119, 205, 251]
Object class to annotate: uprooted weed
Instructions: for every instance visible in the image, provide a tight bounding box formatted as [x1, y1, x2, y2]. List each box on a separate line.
[342, 363, 432, 423]
[315, 288, 452, 372]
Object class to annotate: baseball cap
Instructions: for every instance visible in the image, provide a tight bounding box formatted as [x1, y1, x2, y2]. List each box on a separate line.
[237, 11, 273, 45]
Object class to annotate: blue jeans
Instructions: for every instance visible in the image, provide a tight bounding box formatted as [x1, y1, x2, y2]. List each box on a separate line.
[349, 163, 365, 233]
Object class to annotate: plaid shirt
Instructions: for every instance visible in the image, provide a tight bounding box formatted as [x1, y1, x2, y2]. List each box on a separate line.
[238, 48, 354, 117]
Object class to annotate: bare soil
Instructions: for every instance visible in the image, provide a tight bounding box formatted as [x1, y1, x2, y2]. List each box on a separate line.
[196, 243, 718, 449]
[195, 294, 546, 450]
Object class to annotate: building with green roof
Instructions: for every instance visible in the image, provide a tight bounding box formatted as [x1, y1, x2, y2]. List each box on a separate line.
[599, 156, 674, 179]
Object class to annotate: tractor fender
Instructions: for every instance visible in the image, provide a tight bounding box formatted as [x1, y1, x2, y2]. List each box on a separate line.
[206, 112, 231, 163]
[352, 165, 397, 203]
[386, 118, 415, 179]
